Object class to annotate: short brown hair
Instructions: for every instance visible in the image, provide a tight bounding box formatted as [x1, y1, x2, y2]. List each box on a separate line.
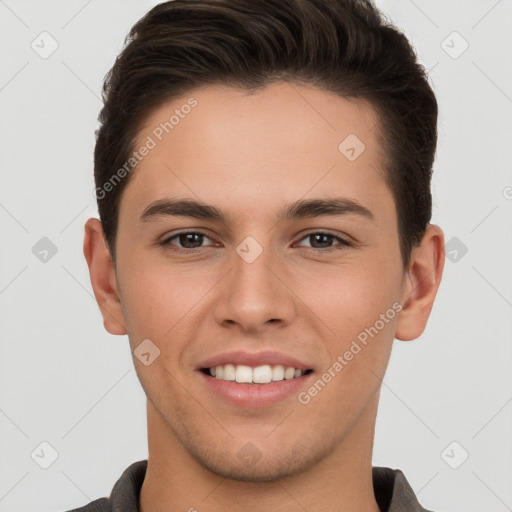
[94, 0, 438, 267]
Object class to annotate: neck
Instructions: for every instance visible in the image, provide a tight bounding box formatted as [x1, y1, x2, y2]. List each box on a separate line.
[139, 396, 382, 512]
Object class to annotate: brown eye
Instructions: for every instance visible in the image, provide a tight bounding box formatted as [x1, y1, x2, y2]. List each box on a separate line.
[308, 233, 334, 248]
[296, 232, 351, 251]
[162, 231, 214, 250]
[176, 233, 205, 249]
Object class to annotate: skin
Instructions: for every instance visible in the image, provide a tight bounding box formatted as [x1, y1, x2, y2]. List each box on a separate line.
[84, 81, 445, 512]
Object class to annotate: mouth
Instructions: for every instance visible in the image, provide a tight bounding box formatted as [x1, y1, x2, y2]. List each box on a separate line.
[200, 364, 314, 384]
[196, 351, 315, 408]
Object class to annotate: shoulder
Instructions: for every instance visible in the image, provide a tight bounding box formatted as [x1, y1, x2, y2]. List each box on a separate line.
[64, 497, 110, 512]
[373, 466, 440, 512]
[62, 460, 148, 512]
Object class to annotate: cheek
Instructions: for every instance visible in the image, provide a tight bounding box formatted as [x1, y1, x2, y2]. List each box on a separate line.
[117, 256, 227, 370]
[291, 261, 403, 393]
[117, 256, 203, 339]
[295, 270, 399, 419]
[299, 265, 399, 337]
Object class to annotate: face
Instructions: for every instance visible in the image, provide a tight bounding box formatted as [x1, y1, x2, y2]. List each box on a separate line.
[90, 82, 428, 481]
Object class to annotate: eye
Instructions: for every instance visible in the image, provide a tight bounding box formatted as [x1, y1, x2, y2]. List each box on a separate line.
[159, 230, 352, 254]
[161, 231, 216, 251]
[295, 232, 352, 251]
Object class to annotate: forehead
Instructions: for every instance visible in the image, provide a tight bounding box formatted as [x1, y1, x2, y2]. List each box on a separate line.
[123, 81, 392, 222]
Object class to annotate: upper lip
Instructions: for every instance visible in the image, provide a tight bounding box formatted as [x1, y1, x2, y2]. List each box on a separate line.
[197, 350, 313, 371]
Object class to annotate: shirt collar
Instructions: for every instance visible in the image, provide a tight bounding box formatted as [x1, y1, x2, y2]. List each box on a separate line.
[106, 460, 433, 512]
[373, 466, 434, 512]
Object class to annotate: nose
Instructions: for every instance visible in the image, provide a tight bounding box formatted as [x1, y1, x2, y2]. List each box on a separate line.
[213, 244, 297, 333]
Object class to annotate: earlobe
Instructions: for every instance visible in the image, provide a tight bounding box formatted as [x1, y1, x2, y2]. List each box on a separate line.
[395, 224, 445, 341]
[83, 218, 127, 335]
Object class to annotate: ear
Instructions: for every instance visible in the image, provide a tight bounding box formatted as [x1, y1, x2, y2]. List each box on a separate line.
[83, 218, 127, 335]
[395, 224, 445, 341]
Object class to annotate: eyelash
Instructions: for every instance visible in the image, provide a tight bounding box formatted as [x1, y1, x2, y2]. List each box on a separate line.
[159, 230, 352, 254]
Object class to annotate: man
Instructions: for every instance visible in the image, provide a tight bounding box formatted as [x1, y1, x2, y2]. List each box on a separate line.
[74, 0, 445, 510]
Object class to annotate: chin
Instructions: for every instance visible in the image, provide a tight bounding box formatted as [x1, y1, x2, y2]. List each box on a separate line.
[186, 437, 329, 483]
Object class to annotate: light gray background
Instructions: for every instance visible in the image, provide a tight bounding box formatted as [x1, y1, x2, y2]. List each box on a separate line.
[0, 1, 511, 511]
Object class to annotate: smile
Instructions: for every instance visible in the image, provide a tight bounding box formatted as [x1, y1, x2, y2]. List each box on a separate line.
[203, 364, 313, 384]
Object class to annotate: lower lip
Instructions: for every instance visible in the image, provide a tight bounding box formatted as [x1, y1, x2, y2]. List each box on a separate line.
[198, 371, 314, 408]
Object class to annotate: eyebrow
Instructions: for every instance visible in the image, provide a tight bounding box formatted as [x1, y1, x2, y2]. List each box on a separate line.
[139, 197, 375, 224]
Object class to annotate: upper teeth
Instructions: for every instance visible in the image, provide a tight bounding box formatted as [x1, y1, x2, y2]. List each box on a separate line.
[210, 364, 304, 384]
